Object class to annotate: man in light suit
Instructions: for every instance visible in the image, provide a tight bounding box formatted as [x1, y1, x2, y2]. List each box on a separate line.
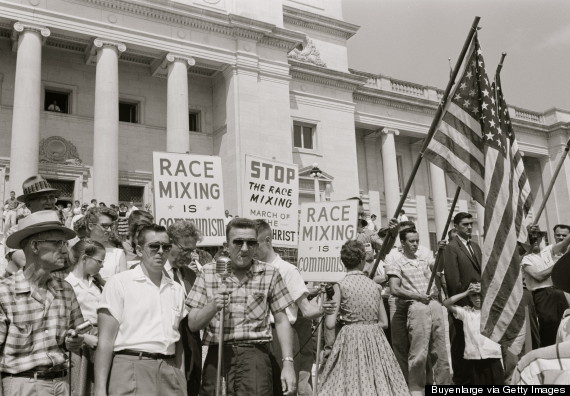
[443, 212, 482, 385]
[166, 220, 211, 396]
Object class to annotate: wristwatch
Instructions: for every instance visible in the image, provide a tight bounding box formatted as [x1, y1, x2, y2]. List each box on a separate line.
[282, 356, 294, 363]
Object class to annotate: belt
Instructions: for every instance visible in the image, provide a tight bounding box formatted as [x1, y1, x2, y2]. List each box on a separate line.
[115, 350, 175, 360]
[8, 369, 68, 380]
[213, 342, 269, 351]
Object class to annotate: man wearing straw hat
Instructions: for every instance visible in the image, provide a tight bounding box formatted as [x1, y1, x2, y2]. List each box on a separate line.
[0, 210, 85, 395]
[17, 175, 60, 214]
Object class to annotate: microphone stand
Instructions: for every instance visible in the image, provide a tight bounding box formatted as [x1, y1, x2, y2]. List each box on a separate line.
[216, 282, 226, 396]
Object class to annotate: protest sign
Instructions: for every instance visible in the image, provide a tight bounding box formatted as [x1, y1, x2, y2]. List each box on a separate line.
[243, 155, 298, 247]
[298, 200, 358, 282]
[153, 152, 225, 245]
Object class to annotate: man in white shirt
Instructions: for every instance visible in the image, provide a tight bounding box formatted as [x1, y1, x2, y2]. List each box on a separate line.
[254, 219, 335, 396]
[521, 225, 570, 347]
[94, 224, 187, 396]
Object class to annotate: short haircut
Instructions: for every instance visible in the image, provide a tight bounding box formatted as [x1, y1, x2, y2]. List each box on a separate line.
[167, 220, 202, 243]
[553, 224, 570, 234]
[400, 209, 405, 214]
[226, 218, 257, 241]
[371, 214, 377, 219]
[254, 219, 272, 240]
[453, 212, 472, 226]
[448, 228, 456, 239]
[84, 207, 118, 226]
[399, 228, 419, 242]
[137, 224, 167, 247]
[128, 210, 154, 251]
[10, 191, 14, 194]
[341, 240, 366, 270]
[91, 199, 97, 203]
[348, 197, 364, 206]
[71, 238, 106, 268]
[399, 221, 416, 230]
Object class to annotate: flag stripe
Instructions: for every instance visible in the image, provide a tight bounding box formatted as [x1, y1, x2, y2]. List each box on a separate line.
[431, 129, 485, 176]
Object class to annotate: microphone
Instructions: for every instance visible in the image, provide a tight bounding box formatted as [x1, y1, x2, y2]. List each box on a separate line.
[67, 320, 93, 338]
[215, 255, 232, 280]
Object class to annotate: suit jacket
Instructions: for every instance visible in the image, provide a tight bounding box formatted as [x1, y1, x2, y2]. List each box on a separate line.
[443, 238, 482, 302]
[177, 266, 202, 395]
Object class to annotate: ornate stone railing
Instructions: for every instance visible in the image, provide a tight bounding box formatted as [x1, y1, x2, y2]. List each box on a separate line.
[512, 107, 544, 123]
[390, 79, 425, 97]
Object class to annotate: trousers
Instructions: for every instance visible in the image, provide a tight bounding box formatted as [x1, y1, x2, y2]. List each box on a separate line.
[2, 376, 69, 396]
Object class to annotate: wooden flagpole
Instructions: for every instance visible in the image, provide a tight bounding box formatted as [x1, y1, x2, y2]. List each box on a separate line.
[368, 16, 481, 279]
[426, 186, 461, 294]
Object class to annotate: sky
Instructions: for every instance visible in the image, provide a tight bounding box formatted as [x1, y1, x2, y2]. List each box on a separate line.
[342, 0, 570, 112]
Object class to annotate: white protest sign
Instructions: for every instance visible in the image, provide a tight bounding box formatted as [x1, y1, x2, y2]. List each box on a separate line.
[298, 200, 358, 282]
[153, 152, 225, 246]
[243, 155, 298, 247]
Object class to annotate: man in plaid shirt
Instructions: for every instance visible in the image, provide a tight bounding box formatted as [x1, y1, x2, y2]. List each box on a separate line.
[186, 217, 296, 396]
[0, 210, 84, 396]
[387, 228, 450, 394]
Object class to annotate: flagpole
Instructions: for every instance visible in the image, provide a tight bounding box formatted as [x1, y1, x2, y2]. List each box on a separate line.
[496, 52, 507, 76]
[368, 16, 481, 279]
[532, 139, 570, 225]
[426, 186, 461, 294]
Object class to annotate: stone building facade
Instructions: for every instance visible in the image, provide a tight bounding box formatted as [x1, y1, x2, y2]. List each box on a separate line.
[0, 0, 568, 247]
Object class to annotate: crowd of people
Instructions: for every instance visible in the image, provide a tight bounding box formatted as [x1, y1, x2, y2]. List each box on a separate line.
[1, 176, 570, 396]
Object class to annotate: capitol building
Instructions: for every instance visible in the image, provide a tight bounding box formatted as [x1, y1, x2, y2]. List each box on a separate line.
[1, 0, 568, 248]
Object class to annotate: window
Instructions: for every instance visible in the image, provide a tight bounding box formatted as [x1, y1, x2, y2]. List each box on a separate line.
[119, 101, 138, 123]
[45, 90, 70, 114]
[293, 123, 315, 149]
[189, 111, 200, 132]
[119, 185, 144, 206]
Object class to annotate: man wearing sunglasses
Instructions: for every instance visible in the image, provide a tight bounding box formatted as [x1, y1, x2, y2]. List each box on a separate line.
[186, 218, 297, 396]
[0, 211, 84, 396]
[95, 224, 187, 396]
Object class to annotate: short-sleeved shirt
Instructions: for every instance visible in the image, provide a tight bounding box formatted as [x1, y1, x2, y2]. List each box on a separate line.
[65, 272, 101, 325]
[270, 255, 309, 324]
[520, 245, 559, 291]
[453, 306, 501, 359]
[185, 260, 293, 345]
[4, 198, 19, 211]
[98, 265, 186, 355]
[386, 254, 436, 300]
[0, 268, 84, 374]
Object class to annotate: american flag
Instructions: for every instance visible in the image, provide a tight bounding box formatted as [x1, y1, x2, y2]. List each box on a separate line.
[424, 37, 485, 205]
[493, 73, 534, 244]
[425, 34, 526, 352]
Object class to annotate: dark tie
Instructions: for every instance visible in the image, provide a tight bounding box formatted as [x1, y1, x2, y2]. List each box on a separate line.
[172, 268, 181, 284]
[467, 240, 478, 264]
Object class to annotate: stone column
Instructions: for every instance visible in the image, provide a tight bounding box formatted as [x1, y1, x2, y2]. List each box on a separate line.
[166, 54, 195, 153]
[92, 39, 125, 204]
[9, 22, 50, 194]
[380, 128, 400, 219]
[364, 132, 382, 225]
[429, 163, 449, 239]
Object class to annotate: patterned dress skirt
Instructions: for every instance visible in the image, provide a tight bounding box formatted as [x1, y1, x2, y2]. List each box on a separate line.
[318, 323, 409, 396]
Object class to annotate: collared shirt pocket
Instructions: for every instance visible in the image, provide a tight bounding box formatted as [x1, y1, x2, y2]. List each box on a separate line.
[8, 323, 33, 355]
[246, 293, 267, 320]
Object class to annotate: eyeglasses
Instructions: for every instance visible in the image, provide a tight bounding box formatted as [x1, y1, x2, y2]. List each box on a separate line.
[85, 255, 104, 263]
[34, 239, 67, 249]
[231, 239, 258, 249]
[173, 241, 196, 256]
[29, 194, 58, 203]
[91, 222, 114, 231]
[145, 243, 173, 254]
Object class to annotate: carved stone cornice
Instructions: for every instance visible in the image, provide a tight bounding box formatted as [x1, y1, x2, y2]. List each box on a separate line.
[288, 39, 326, 67]
[66, 0, 304, 51]
[282, 5, 359, 40]
[11, 21, 50, 51]
[289, 60, 367, 91]
[85, 38, 126, 65]
[354, 89, 438, 116]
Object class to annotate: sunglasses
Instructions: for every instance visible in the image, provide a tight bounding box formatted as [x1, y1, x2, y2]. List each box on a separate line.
[91, 222, 114, 230]
[145, 242, 173, 254]
[34, 239, 67, 249]
[232, 239, 258, 249]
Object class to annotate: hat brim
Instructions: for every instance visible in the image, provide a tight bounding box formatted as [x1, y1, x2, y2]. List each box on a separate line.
[6, 224, 76, 249]
[552, 251, 570, 293]
[17, 188, 60, 203]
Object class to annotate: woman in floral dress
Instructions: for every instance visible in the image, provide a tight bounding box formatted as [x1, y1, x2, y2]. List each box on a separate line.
[318, 240, 409, 396]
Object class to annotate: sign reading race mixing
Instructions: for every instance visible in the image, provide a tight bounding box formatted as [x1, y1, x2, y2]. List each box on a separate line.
[153, 152, 225, 246]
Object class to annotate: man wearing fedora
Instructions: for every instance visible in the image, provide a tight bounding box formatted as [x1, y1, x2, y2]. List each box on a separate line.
[18, 175, 59, 214]
[0, 210, 85, 396]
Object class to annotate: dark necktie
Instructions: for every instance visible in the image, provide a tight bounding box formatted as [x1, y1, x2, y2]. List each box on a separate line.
[467, 240, 478, 264]
[172, 268, 181, 284]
